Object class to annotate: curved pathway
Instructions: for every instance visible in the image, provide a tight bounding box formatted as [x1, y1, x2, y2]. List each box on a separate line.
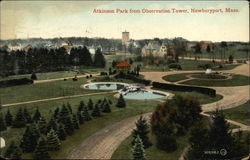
[68, 63, 250, 159]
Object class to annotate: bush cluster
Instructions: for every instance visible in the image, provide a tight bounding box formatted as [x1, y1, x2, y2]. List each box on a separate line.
[0, 78, 33, 88]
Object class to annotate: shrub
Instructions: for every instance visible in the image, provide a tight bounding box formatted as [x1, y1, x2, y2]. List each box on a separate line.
[156, 134, 177, 152]
[228, 55, 234, 63]
[168, 63, 182, 70]
[100, 72, 108, 76]
[152, 82, 216, 97]
[31, 73, 37, 80]
[0, 78, 33, 88]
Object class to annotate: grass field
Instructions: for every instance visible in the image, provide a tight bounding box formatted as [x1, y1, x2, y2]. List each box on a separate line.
[162, 73, 191, 82]
[151, 87, 223, 105]
[0, 93, 162, 158]
[180, 74, 249, 87]
[0, 77, 107, 104]
[207, 100, 250, 126]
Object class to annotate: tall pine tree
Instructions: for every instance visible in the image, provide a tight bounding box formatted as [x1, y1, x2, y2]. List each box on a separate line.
[5, 109, 13, 127]
[72, 114, 80, 129]
[33, 136, 50, 160]
[38, 116, 47, 135]
[47, 129, 61, 151]
[32, 108, 41, 122]
[57, 123, 67, 141]
[92, 104, 101, 117]
[82, 107, 92, 121]
[23, 107, 32, 123]
[77, 110, 84, 124]
[12, 107, 26, 128]
[131, 136, 146, 160]
[94, 48, 105, 68]
[132, 116, 151, 148]
[87, 99, 94, 110]
[0, 113, 7, 131]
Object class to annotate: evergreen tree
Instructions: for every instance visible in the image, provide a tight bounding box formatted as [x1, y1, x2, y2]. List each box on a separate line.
[47, 116, 58, 133]
[38, 116, 47, 135]
[53, 107, 60, 120]
[12, 107, 26, 128]
[116, 94, 126, 108]
[78, 101, 85, 111]
[46, 129, 61, 151]
[4, 140, 22, 159]
[92, 104, 101, 117]
[33, 136, 50, 160]
[82, 107, 92, 121]
[57, 123, 67, 141]
[32, 108, 41, 122]
[94, 48, 106, 68]
[102, 102, 111, 113]
[77, 110, 84, 124]
[5, 109, 13, 126]
[59, 104, 70, 122]
[23, 107, 32, 123]
[67, 102, 72, 114]
[87, 99, 94, 110]
[108, 99, 112, 105]
[20, 123, 40, 152]
[72, 114, 80, 129]
[0, 113, 7, 131]
[131, 136, 146, 160]
[132, 116, 151, 148]
[80, 46, 93, 66]
[31, 73, 37, 80]
[59, 104, 74, 135]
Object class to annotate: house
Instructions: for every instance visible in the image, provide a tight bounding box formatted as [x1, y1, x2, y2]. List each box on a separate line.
[116, 61, 131, 74]
[141, 41, 161, 57]
[23, 44, 32, 53]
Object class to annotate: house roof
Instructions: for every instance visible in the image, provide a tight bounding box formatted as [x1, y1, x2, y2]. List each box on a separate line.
[116, 61, 131, 67]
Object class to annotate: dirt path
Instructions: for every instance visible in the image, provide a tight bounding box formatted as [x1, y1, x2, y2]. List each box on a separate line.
[2, 91, 116, 107]
[68, 63, 249, 159]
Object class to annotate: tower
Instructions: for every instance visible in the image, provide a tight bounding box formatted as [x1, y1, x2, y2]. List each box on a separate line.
[122, 31, 129, 47]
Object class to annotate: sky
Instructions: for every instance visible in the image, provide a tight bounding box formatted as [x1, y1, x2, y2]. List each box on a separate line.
[0, 0, 249, 42]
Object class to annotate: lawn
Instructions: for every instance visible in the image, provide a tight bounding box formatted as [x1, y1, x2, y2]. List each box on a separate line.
[180, 74, 249, 87]
[0, 77, 106, 104]
[207, 100, 250, 126]
[162, 73, 191, 82]
[151, 87, 223, 105]
[0, 93, 162, 159]
[139, 59, 239, 72]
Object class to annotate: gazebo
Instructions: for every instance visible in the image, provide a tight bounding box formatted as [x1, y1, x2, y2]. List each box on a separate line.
[116, 61, 131, 74]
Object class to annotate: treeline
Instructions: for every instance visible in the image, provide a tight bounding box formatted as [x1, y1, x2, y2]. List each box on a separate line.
[0, 98, 113, 159]
[0, 46, 105, 77]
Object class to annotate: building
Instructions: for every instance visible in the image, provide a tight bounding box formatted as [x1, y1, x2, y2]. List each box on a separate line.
[122, 31, 130, 47]
[116, 61, 131, 74]
[23, 44, 32, 53]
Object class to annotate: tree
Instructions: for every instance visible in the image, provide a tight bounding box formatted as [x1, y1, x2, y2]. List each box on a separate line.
[32, 108, 41, 122]
[33, 136, 50, 160]
[116, 94, 126, 108]
[131, 136, 146, 160]
[78, 101, 85, 111]
[53, 107, 60, 120]
[47, 129, 61, 151]
[31, 73, 37, 80]
[12, 107, 26, 128]
[5, 109, 13, 126]
[132, 116, 151, 148]
[228, 55, 234, 63]
[72, 114, 80, 129]
[23, 107, 32, 123]
[220, 41, 228, 62]
[156, 133, 177, 152]
[92, 104, 101, 117]
[38, 116, 47, 135]
[94, 48, 106, 68]
[0, 113, 7, 131]
[87, 99, 94, 110]
[67, 102, 72, 114]
[47, 116, 58, 133]
[82, 107, 92, 121]
[57, 123, 67, 141]
[4, 141, 22, 159]
[77, 110, 84, 124]
[79, 46, 93, 66]
[102, 102, 111, 113]
[20, 124, 40, 152]
[194, 43, 201, 60]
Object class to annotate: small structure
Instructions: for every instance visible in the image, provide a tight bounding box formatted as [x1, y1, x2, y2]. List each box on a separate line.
[205, 68, 212, 74]
[0, 137, 5, 148]
[116, 61, 131, 74]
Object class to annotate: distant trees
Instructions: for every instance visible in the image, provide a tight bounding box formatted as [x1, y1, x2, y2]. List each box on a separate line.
[94, 48, 106, 68]
[194, 43, 202, 60]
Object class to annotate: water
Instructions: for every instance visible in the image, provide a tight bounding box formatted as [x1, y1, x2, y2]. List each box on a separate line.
[123, 91, 166, 100]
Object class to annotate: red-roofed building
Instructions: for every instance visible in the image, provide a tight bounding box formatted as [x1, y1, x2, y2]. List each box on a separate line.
[116, 61, 131, 74]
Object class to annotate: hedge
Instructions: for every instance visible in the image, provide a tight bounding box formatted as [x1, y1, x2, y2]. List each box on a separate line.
[152, 82, 216, 97]
[0, 78, 34, 88]
[115, 74, 151, 86]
